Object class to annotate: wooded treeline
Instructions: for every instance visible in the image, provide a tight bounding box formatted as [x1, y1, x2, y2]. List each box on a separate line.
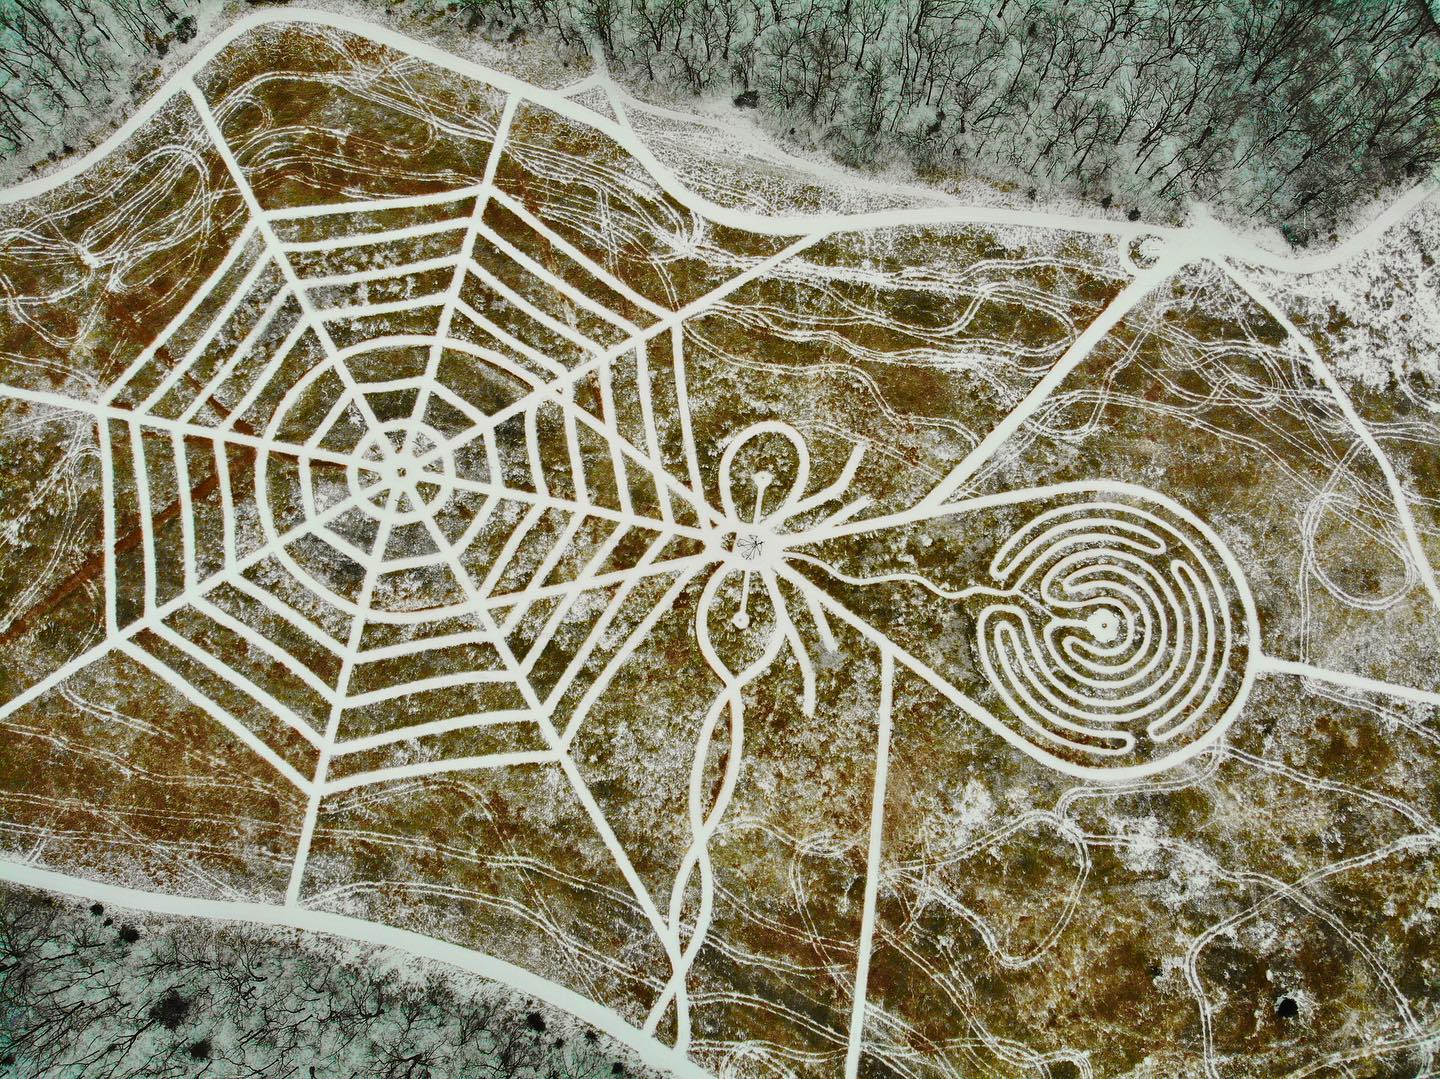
[2, 0, 1439, 237]
[0, 0, 198, 160]
[465, 0, 1440, 237]
[0, 884, 647, 1078]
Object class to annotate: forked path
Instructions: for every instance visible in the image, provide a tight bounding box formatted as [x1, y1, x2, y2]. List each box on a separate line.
[1, 11, 1438, 1079]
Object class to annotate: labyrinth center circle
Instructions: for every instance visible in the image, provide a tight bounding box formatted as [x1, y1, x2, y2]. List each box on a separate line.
[1085, 608, 1120, 643]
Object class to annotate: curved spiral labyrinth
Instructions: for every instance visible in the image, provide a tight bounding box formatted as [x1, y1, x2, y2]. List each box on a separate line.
[975, 497, 1254, 769]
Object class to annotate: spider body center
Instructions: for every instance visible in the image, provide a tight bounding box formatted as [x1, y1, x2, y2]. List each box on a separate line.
[726, 525, 786, 571]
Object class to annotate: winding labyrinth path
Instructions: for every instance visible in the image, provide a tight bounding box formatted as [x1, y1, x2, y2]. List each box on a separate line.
[2, 12, 1439, 1078]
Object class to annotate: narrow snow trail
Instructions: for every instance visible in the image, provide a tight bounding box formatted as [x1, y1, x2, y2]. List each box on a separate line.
[1219, 261, 1440, 613]
[917, 254, 1184, 508]
[2, 13, 1439, 1079]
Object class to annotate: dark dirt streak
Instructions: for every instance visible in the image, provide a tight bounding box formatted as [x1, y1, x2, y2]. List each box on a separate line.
[0, 431, 353, 648]
[0, 438, 255, 648]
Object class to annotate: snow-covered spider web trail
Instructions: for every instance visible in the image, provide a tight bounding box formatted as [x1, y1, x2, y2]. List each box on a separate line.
[0, 26, 866, 1051]
[166, 83, 729, 890]
[149, 26, 850, 1036]
[6, 14, 1440, 1079]
[0, 18, 793, 974]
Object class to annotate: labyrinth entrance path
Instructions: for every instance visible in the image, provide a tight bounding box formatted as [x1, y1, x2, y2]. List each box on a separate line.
[3, 13, 1440, 1078]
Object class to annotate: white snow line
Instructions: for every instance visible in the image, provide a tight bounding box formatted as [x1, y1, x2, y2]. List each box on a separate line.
[502, 513, 588, 629]
[466, 256, 607, 355]
[213, 435, 238, 568]
[128, 421, 158, 615]
[476, 502, 547, 598]
[1256, 654, 1440, 709]
[374, 449, 686, 980]
[559, 564, 706, 748]
[1215, 183, 1437, 274]
[353, 630, 499, 663]
[318, 750, 559, 795]
[594, 364, 633, 516]
[330, 709, 532, 756]
[149, 621, 326, 751]
[919, 258, 1180, 508]
[0, 454, 389, 768]
[0, 858, 716, 1079]
[532, 539, 678, 704]
[475, 219, 643, 339]
[844, 649, 893, 1079]
[613, 88, 968, 211]
[467, 232, 830, 539]
[488, 187, 670, 320]
[283, 447, 409, 907]
[562, 392, 718, 539]
[557, 70, 603, 98]
[472, 234, 829, 538]
[226, 575, 348, 658]
[473, 229, 824, 490]
[408, 95, 518, 464]
[516, 524, 637, 674]
[14, 16, 1440, 1070]
[1218, 261, 1440, 613]
[451, 298, 568, 379]
[779, 495, 1260, 785]
[262, 184, 485, 221]
[137, 251, 275, 413]
[118, 638, 316, 793]
[178, 284, 295, 425]
[670, 325, 707, 512]
[0, 383, 379, 472]
[99, 222, 259, 407]
[494, 551, 710, 617]
[632, 341, 673, 525]
[216, 317, 309, 432]
[279, 216, 471, 252]
[173, 430, 197, 591]
[562, 386, 590, 505]
[318, 293, 449, 321]
[98, 418, 120, 635]
[300, 254, 461, 290]
[0, 639, 118, 730]
[191, 595, 337, 698]
[284, 540, 388, 906]
[341, 669, 515, 709]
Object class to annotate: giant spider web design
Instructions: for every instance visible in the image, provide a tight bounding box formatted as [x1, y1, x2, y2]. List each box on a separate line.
[4, 15, 1440, 1079]
[85, 87, 764, 896]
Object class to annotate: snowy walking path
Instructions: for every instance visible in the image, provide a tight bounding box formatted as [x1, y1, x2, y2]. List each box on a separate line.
[1, 11, 1437, 1078]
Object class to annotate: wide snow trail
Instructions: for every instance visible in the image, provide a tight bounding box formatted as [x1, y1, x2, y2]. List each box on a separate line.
[2, 11, 1439, 1079]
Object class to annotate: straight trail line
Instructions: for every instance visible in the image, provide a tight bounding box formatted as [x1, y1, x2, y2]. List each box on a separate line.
[919, 257, 1182, 508]
[1257, 654, 1440, 710]
[4, 12, 1440, 1079]
[845, 650, 894, 1079]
